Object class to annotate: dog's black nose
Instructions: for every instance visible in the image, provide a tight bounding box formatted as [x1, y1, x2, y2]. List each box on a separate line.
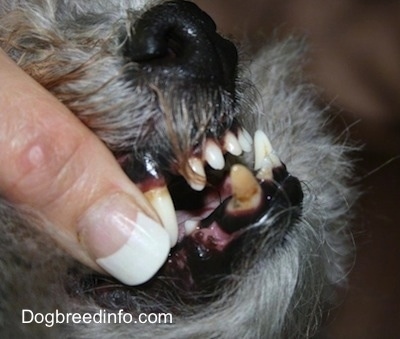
[124, 1, 238, 92]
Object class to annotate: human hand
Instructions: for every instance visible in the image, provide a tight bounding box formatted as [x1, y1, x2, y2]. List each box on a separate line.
[0, 49, 170, 286]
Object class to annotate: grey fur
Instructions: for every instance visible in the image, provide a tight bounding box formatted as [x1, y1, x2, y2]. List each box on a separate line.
[0, 0, 355, 338]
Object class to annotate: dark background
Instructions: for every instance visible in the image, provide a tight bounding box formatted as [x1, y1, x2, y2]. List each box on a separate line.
[195, 1, 400, 337]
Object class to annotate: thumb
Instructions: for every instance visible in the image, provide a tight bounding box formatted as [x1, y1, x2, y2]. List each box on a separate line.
[0, 50, 170, 286]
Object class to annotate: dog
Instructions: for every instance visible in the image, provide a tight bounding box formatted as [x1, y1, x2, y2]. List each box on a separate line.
[0, 0, 355, 337]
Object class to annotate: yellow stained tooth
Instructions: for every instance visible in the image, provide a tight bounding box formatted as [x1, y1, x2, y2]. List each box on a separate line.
[186, 157, 206, 191]
[144, 186, 178, 247]
[228, 164, 262, 212]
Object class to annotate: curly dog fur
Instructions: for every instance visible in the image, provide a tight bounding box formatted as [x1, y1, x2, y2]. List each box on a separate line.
[0, 1, 355, 337]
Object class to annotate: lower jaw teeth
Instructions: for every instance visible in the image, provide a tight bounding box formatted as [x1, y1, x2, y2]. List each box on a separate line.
[184, 219, 199, 235]
[135, 129, 281, 247]
[228, 164, 263, 212]
[181, 161, 279, 238]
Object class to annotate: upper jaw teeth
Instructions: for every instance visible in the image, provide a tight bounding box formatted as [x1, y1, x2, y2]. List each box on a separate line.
[205, 128, 252, 171]
[254, 130, 273, 170]
[182, 128, 281, 192]
[237, 128, 253, 152]
[186, 157, 207, 191]
[205, 139, 225, 170]
[142, 128, 281, 245]
[144, 186, 179, 247]
[223, 131, 243, 156]
[253, 129, 281, 177]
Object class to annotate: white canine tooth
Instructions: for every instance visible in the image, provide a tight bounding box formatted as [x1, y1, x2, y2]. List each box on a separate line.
[145, 186, 178, 247]
[187, 157, 206, 191]
[224, 131, 242, 156]
[184, 219, 199, 235]
[256, 157, 273, 181]
[269, 153, 281, 167]
[254, 130, 274, 170]
[205, 140, 225, 170]
[242, 128, 253, 145]
[238, 129, 252, 152]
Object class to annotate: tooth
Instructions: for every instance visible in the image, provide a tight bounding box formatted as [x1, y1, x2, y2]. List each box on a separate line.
[238, 129, 252, 152]
[227, 164, 262, 212]
[254, 130, 273, 170]
[269, 153, 281, 167]
[242, 128, 253, 145]
[205, 139, 225, 170]
[144, 186, 178, 247]
[184, 219, 199, 235]
[186, 157, 206, 191]
[256, 157, 273, 181]
[130, 154, 178, 247]
[224, 131, 242, 156]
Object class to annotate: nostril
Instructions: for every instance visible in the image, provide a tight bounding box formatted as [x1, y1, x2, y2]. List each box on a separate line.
[123, 0, 238, 92]
[126, 17, 187, 63]
[163, 36, 182, 60]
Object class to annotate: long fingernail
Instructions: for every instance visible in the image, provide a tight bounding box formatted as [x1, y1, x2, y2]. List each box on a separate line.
[78, 193, 169, 285]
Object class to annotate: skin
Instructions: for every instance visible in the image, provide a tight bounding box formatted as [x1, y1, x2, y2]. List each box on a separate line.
[0, 49, 163, 275]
